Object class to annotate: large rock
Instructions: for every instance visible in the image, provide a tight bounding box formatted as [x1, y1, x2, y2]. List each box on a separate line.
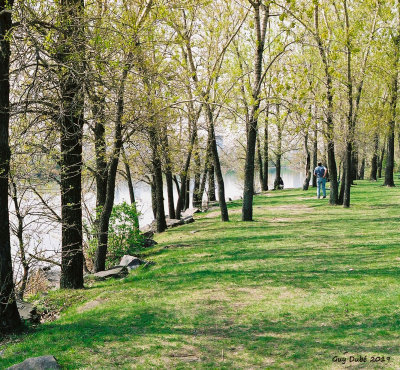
[8, 356, 60, 369]
[92, 266, 128, 280]
[181, 208, 200, 218]
[16, 300, 39, 323]
[143, 238, 157, 248]
[166, 218, 184, 228]
[182, 216, 194, 224]
[142, 230, 154, 239]
[119, 255, 144, 271]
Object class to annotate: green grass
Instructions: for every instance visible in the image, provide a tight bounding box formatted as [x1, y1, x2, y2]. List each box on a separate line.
[1, 179, 400, 369]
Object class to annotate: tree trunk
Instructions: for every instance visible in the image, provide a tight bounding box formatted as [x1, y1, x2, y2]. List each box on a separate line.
[262, 108, 269, 191]
[343, 2, 353, 209]
[173, 175, 180, 195]
[338, 163, 346, 205]
[0, 0, 20, 329]
[274, 104, 282, 190]
[59, 0, 85, 288]
[312, 120, 318, 188]
[93, 97, 108, 213]
[242, 2, 269, 221]
[94, 68, 127, 272]
[161, 132, 176, 219]
[149, 126, 167, 233]
[315, 4, 339, 205]
[351, 148, 358, 182]
[370, 133, 379, 181]
[165, 171, 175, 218]
[303, 133, 311, 190]
[359, 156, 365, 180]
[208, 163, 216, 202]
[151, 177, 157, 219]
[122, 150, 136, 205]
[121, 147, 139, 227]
[185, 177, 190, 210]
[206, 104, 229, 221]
[192, 140, 202, 208]
[384, 18, 400, 186]
[199, 160, 208, 208]
[257, 133, 264, 191]
[10, 182, 29, 300]
[378, 138, 386, 179]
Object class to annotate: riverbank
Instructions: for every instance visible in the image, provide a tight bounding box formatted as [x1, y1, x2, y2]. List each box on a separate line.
[2, 179, 400, 369]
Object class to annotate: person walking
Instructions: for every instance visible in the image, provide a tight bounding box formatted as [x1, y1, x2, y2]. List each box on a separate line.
[314, 162, 327, 199]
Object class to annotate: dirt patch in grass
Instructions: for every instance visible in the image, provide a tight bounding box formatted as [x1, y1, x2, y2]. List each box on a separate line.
[273, 204, 313, 212]
[77, 298, 107, 313]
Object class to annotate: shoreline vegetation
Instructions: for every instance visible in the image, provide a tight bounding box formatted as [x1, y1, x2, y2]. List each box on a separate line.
[2, 179, 400, 368]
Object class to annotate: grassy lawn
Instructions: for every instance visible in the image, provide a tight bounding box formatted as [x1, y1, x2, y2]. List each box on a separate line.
[1, 179, 400, 369]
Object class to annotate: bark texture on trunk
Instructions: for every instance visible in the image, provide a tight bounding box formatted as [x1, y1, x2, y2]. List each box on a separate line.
[0, 12, 21, 324]
[257, 133, 264, 191]
[343, 1, 353, 209]
[359, 156, 365, 180]
[192, 141, 202, 208]
[378, 139, 385, 179]
[208, 163, 216, 202]
[302, 134, 311, 191]
[384, 8, 399, 186]
[161, 132, 175, 219]
[59, 0, 85, 288]
[370, 133, 379, 181]
[274, 105, 282, 190]
[151, 177, 157, 219]
[262, 109, 269, 191]
[312, 121, 318, 188]
[94, 68, 127, 272]
[242, 2, 269, 221]
[206, 104, 229, 221]
[338, 163, 346, 205]
[149, 126, 167, 233]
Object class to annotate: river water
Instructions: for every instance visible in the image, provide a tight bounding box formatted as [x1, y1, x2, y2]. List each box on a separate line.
[10, 166, 305, 277]
[115, 167, 305, 227]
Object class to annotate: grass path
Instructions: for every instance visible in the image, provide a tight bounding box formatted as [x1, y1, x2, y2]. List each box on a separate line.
[1, 179, 400, 369]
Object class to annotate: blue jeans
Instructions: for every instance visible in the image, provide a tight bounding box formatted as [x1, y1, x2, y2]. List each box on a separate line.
[317, 177, 326, 198]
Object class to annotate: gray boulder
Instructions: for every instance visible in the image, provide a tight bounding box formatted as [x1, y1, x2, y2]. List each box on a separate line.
[166, 218, 184, 228]
[181, 208, 200, 218]
[8, 356, 60, 369]
[143, 238, 157, 248]
[92, 266, 128, 280]
[119, 255, 144, 271]
[142, 230, 154, 239]
[182, 216, 194, 224]
[16, 300, 39, 323]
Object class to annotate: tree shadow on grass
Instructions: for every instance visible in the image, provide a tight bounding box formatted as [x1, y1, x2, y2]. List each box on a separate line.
[3, 300, 400, 368]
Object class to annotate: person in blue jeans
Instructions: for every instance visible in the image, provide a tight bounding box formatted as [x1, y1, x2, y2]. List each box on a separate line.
[314, 162, 327, 199]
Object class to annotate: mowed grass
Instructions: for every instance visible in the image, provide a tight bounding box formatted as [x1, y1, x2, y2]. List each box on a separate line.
[1, 179, 400, 369]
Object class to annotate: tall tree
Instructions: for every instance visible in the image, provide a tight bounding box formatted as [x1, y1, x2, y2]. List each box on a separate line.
[242, 1, 269, 220]
[0, 0, 21, 331]
[384, 0, 400, 187]
[58, 0, 85, 288]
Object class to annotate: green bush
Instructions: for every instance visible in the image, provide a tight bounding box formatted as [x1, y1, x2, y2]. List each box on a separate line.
[86, 202, 144, 270]
[106, 202, 144, 268]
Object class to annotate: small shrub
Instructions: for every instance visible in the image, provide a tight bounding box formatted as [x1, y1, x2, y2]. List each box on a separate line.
[85, 202, 144, 269]
[106, 202, 144, 268]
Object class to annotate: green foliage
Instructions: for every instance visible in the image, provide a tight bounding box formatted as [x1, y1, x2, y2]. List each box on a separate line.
[86, 202, 144, 269]
[106, 202, 143, 269]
